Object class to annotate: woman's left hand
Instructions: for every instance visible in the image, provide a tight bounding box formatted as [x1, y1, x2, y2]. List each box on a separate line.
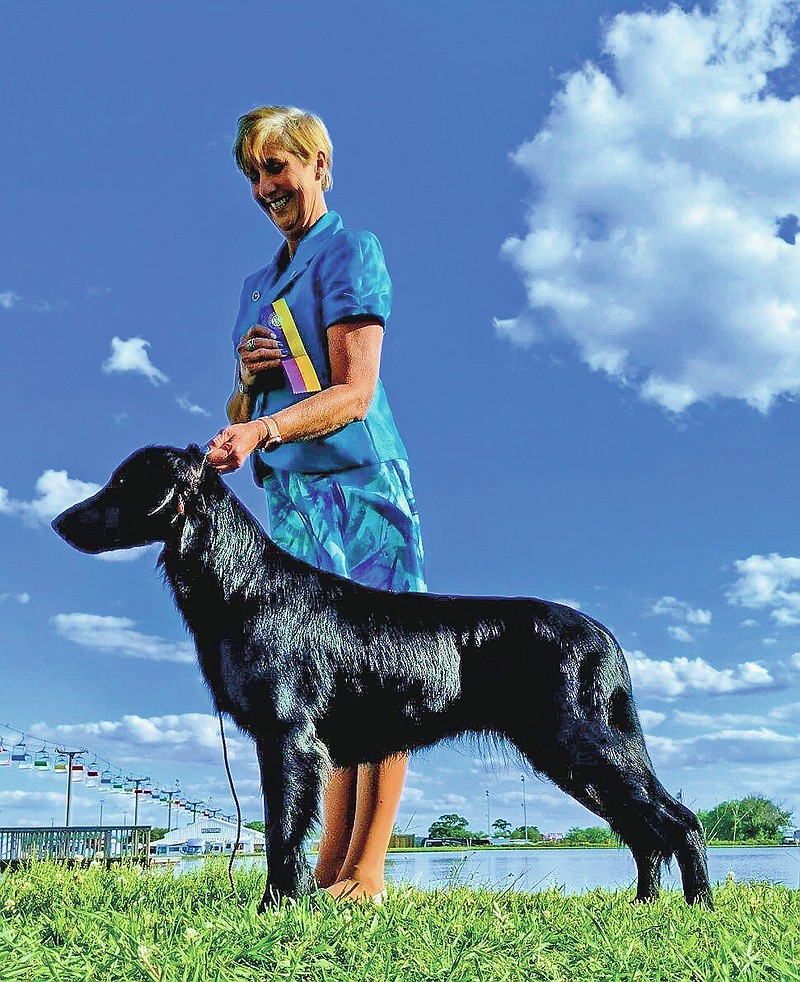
[206, 421, 264, 473]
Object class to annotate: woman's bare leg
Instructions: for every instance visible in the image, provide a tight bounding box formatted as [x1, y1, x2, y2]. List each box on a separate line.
[325, 754, 407, 900]
[314, 766, 357, 888]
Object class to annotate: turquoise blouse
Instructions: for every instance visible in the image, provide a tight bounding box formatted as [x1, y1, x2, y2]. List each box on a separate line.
[232, 211, 408, 475]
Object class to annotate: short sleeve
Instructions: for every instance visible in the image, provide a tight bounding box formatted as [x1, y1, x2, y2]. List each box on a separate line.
[317, 230, 393, 329]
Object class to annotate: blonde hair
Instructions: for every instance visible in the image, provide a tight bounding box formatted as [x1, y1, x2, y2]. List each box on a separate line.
[233, 106, 333, 191]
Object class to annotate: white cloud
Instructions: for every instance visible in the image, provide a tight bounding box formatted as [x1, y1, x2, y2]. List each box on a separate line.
[103, 337, 168, 384]
[492, 316, 539, 347]
[30, 712, 254, 769]
[176, 395, 211, 417]
[728, 552, 800, 624]
[0, 470, 101, 527]
[499, 0, 800, 412]
[652, 596, 712, 625]
[648, 727, 800, 768]
[0, 592, 30, 604]
[626, 648, 774, 698]
[52, 613, 194, 664]
[638, 709, 667, 729]
[793, 652, 800, 670]
[0, 291, 21, 310]
[674, 709, 770, 728]
[668, 625, 695, 643]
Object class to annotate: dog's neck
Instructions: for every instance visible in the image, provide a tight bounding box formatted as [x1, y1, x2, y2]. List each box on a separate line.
[159, 486, 289, 619]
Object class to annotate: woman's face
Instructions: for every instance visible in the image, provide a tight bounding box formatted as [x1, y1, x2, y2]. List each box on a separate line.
[249, 144, 326, 251]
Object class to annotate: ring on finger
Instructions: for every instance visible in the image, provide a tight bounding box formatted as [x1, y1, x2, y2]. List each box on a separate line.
[245, 338, 257, 352]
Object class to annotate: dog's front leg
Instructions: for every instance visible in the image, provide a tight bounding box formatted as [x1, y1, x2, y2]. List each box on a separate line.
[256, 721, 326, 910]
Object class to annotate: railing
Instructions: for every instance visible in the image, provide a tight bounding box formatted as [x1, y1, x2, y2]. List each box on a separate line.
[0, 825, 151, 867]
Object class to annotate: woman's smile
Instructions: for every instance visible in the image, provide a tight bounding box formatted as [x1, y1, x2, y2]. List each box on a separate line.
[250, 147, 327, 252]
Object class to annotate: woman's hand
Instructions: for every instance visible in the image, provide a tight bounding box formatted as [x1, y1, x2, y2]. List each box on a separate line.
[238, 325, 286, 381]
[205, 420, 265, 473]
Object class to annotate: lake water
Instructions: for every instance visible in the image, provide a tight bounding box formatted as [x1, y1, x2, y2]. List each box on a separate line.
[381, 846, 800, 893]
[176, 846, 800, 894]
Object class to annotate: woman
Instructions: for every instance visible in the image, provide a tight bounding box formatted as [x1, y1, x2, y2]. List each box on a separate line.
[206, 106, 425, 902]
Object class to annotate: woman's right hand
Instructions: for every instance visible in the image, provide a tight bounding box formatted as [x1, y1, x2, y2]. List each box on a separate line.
[238, 325, 287, 381]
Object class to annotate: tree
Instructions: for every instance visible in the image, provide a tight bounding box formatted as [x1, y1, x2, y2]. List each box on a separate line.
[509, 825, 542, 843]
[698, 796, 791, 843]
[492, 818, 512, 838]
[562, 826, 614, 846]
[245, 820, 266, 834]
[428, 814, 470, 839]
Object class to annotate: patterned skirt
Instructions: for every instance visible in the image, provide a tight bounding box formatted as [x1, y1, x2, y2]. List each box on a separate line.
[261, 458, 426, 593]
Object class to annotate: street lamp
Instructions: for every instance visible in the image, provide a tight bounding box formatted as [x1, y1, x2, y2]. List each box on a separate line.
[485, 789, 490, 837]
[521, 774, 528, 842]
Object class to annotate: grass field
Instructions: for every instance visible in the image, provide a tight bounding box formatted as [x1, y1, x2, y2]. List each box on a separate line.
[0, 861, 798, 981]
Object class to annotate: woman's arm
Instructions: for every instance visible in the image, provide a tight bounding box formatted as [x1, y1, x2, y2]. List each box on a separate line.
[207, 320, 382, 472]
[226, 326, 287, 423]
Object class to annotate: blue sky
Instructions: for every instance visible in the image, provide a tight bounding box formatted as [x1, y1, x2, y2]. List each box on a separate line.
[3, 0, 800, 840]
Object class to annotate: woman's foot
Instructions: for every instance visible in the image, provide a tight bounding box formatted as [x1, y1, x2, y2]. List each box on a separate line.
[324, 877, 386, 903]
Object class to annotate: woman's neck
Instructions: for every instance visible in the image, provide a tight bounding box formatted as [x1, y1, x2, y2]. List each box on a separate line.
[286, 203, 328, 257]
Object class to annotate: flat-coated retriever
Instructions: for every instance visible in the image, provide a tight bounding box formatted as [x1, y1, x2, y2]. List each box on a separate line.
[52, 445, 711, 908]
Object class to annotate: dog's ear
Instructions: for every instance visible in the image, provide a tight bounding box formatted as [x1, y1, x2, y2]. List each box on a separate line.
[185, 444, 205, 463]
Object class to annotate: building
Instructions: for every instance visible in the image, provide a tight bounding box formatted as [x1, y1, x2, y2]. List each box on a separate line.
[150, 818, 265, 859]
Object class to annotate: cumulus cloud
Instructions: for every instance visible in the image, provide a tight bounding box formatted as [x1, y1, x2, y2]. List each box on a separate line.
[176, 395, 211, 417]
[674, 709, 770, 728]
[652, 596, 713, 625]
[0, 470, 100, 527]
[626, 648, 774, 698]
[52, 613, 194, 664]
[0, 291, 21, 310]
[728, 552, 800, 624]
[498, 0, 800, 412]
[0, 592, 30, 604]
[30, 713, 249, 767]
[103, 337, 168, 384]
[647, 727, 800, 768]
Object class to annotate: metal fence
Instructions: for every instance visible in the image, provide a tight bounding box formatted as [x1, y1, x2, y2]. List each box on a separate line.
[0, 825, 151, 866]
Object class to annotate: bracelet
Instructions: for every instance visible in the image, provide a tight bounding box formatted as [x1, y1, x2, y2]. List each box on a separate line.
[255, 416, 282, 453]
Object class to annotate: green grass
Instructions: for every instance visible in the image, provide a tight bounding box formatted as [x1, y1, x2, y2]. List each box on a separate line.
[0, 861, 798, 981]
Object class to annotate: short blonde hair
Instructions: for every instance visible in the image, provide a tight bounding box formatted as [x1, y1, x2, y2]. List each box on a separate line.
[233, 106, 333, 191]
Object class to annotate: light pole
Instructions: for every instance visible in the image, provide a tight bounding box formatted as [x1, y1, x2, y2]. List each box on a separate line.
[99, 801, 104, 827]
[126, 776, 151, 829]
[57, 747, 87, 828]
[163, 786, 180, 832]
[485, 789, 490, 838]
[521, 774, 528, 843]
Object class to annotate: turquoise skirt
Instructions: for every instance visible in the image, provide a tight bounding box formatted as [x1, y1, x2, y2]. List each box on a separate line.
[261, 458, 426, 593]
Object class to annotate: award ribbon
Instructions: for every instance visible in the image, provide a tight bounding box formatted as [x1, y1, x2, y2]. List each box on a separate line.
[259, 299, 322, 394]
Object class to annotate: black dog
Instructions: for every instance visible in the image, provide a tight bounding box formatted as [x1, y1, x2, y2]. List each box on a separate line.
[53, 445, 711, 907]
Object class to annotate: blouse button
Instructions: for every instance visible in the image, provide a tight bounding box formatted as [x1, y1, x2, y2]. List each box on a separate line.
[252, 290, 261, 302]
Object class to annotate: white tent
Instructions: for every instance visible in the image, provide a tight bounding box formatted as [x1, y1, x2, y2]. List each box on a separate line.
[150, 817, 265, 858]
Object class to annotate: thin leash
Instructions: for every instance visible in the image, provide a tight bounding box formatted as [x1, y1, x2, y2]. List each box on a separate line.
[218, 712, 245, 900]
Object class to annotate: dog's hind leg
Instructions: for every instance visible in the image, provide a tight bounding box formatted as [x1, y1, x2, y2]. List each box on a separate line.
[512, 724, 711, 905]
[255, 721, 328, 909]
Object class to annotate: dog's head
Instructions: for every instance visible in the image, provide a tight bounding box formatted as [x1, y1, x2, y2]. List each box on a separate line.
[52, 444, 214, 555]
